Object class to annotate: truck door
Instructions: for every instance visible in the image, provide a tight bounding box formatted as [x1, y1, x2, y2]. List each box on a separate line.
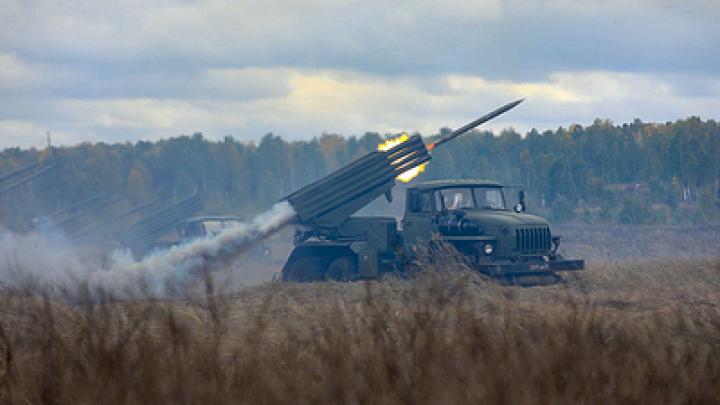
[402, 189, 437, 247]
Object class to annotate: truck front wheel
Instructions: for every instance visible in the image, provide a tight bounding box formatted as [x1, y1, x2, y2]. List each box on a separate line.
[325, 256, 358, 282]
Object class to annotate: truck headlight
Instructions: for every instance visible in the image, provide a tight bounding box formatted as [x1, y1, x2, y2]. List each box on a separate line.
[483, 243, 494, 255]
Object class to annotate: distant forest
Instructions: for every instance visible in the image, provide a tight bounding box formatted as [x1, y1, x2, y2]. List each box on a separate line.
[1, 117, 718, 231]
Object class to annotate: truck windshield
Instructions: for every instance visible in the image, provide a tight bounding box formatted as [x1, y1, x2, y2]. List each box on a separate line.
[438, 187, 506, 210]
[203, 220, 226, 236]
[203, 219, 242, 236]
[473, 187, 506, 210]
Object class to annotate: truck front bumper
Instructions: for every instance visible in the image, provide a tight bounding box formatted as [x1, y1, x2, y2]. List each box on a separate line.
[476, 258, 584, 286]
[478, 259, 584, 274]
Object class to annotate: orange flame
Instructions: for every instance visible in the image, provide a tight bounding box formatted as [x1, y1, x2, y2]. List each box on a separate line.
[377, 133, 409, 151]
[396, 163, 426, 183]
[377, 133, 428, 183]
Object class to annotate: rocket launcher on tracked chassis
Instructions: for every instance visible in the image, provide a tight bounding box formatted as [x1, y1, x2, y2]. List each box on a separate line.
[281, 100, 584, 286]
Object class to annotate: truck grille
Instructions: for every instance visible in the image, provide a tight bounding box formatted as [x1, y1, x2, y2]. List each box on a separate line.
[515, 227, 551, 252]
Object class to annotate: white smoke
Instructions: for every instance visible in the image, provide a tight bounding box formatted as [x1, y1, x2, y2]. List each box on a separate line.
[92, 201, 297, 298]
[0, 227, 93, 290]
[0, 201, 297, 299]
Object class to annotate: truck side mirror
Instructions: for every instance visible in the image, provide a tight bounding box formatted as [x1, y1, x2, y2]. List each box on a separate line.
[515, 190, 526, 212]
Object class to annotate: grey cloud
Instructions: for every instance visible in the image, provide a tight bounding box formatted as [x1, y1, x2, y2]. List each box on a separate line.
[0, 0, 718, 148]
[54, 67, 292, 100]
[2, 0, 718, 79]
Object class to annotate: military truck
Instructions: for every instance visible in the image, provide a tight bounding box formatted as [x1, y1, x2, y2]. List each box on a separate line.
[282, 179, 582, 285]
[156, 216, 272, 260]
[279, 100, 584, 285]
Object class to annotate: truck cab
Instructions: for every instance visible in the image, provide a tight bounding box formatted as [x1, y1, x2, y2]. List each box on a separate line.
[403, 180, 583, 284]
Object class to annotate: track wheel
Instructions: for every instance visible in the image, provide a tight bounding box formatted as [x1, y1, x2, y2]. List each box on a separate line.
[325, 256, 358, 282]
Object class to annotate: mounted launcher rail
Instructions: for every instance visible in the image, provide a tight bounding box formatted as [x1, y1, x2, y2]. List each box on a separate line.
[287, 134, 429, 230]
[0, 159, 57, 196]
[284, 99, 524, 232]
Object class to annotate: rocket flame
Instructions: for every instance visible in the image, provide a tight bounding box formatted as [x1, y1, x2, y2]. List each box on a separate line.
[396, 163, 426, 183]
[377, 133, 428, 183]
[377, 133, 410, 151]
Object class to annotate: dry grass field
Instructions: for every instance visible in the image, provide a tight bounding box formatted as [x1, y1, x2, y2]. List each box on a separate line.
[1, 254, 719, 404]
[556, 223, 720, 261]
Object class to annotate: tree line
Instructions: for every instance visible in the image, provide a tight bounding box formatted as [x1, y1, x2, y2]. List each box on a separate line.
[0, 117, 718, 230]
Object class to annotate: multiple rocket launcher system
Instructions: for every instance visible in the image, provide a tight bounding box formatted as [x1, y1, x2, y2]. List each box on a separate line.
[279, 99, 583, 284]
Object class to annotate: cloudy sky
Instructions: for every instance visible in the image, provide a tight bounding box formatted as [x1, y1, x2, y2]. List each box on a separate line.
[1, 0, 718, 148]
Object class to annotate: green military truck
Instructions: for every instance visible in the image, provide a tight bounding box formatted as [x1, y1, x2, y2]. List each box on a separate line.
[282, 179, 583, 285]
[279, 100, 583, 285]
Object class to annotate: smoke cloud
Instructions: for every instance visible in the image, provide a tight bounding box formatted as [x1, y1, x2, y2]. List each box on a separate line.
[0, 201, 297, 299]
[0, 227, 92, 290]
[95, 201, 296, 297]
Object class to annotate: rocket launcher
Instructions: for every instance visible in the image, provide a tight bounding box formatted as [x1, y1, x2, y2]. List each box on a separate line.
[284, 99, 524, 230]
[286, 134, 430, 229]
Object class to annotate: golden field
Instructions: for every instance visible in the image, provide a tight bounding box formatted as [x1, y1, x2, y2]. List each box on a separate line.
[0, 255, 719, 404]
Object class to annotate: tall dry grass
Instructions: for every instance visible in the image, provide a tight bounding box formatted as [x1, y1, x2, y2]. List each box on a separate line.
[556, 223, 720, 260]
[0, 258, 719, 404]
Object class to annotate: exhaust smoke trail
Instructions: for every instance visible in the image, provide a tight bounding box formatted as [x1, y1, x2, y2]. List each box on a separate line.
[93, 201, 297, 297]
[0, 202, 297, 299]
